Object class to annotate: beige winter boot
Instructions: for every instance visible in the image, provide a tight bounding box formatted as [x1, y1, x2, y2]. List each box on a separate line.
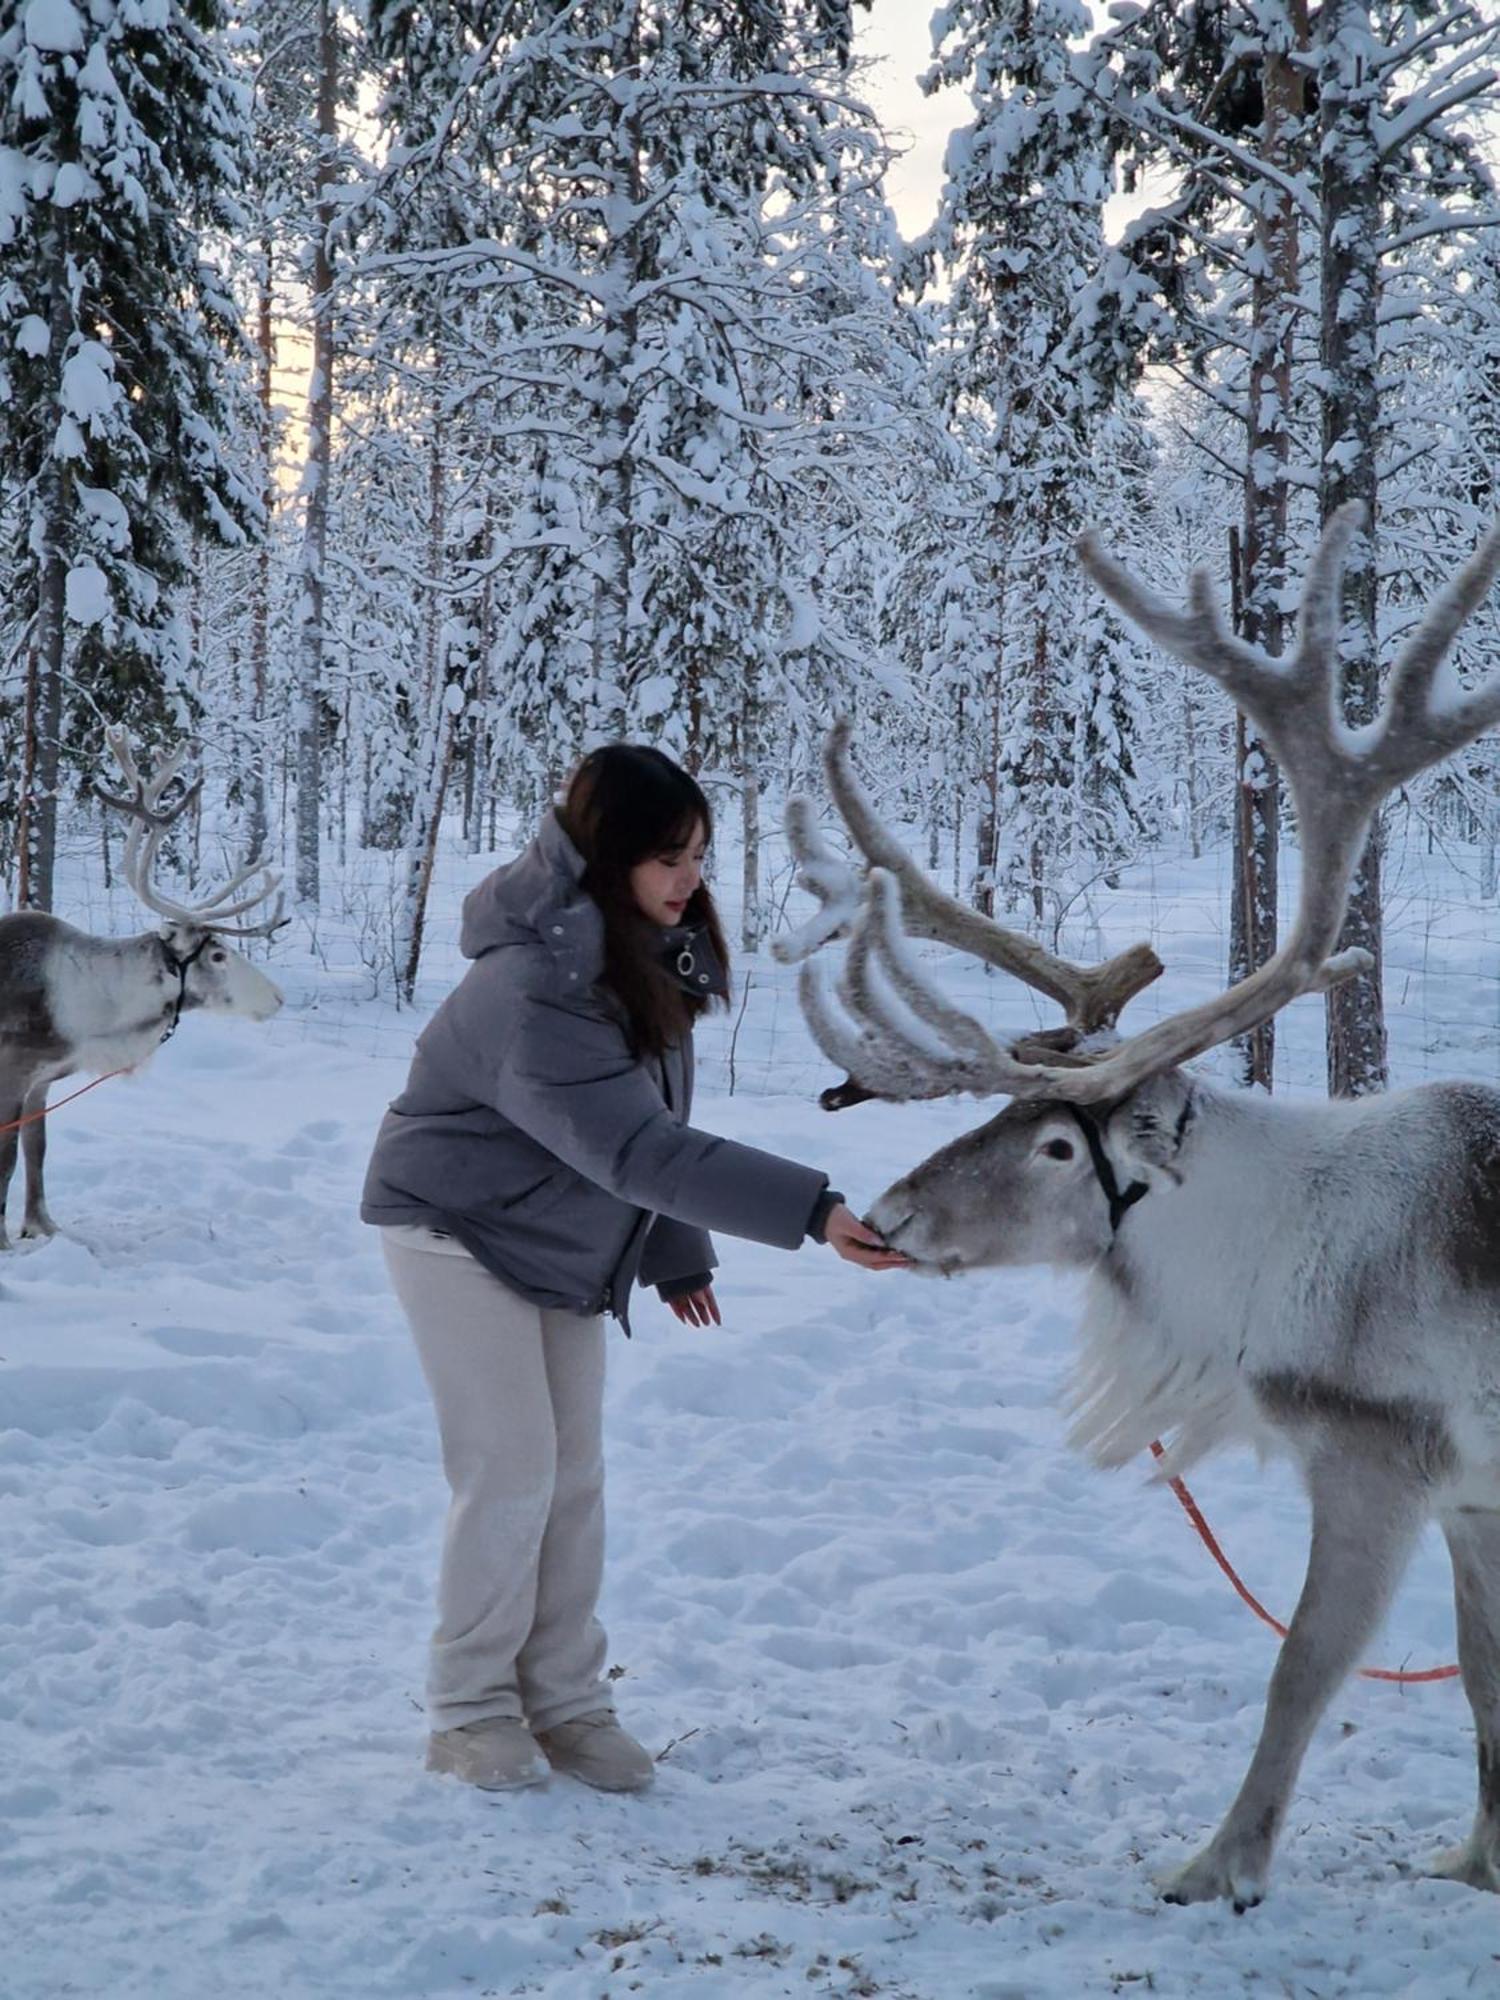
[426, 1717, 549, 1791]
[533, 1710, 655, 1792]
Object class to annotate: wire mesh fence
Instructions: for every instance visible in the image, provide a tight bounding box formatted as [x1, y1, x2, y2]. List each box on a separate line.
[34, 799, 1500, 1106]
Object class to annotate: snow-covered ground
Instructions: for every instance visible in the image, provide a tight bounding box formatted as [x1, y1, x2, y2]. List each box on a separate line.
[6, 832, 1500, 1998]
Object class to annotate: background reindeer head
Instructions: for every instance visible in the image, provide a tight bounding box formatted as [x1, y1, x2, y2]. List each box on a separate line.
[95, 726, 286, 1031]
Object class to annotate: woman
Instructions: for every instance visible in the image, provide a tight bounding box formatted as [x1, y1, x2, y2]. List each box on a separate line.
[362, 744, 906, 1795]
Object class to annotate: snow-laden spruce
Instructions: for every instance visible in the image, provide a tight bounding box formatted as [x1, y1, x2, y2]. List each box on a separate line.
[0, 0, 260, 909]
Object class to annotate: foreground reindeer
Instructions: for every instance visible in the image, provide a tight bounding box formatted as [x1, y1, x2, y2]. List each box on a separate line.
[0, 731, 285, 1246]
[779, 507, 1500, 1908]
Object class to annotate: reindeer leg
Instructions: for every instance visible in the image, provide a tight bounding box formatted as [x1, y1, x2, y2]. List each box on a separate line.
[18, 1083, 55, 1240]
[0, 1099, 18, 1250]
[1428, 1508, 1500, 1891]
[1161, 1442, 1425, 1910]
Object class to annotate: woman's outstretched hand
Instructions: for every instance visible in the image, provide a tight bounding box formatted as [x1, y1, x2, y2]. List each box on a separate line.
[668, 1285, 722, 1327]
[824, 1202, 911, 1270]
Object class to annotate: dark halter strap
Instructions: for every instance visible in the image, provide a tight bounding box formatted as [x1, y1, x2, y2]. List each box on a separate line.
[1064, 1092, 1196, 1238]
[1064, 1103, 1150, 1236]
[159, 934, 211, 1043]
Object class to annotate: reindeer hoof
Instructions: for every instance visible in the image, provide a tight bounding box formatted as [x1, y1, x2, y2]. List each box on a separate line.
[1158, 1840, 1268, 1911]
[1425, 1841, 1500, 1892]
[18, 1214, 57, 1241]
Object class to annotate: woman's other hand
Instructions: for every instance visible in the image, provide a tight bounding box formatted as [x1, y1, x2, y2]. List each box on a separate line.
[823, 1203, 911, 1270]
[667, 1284, 722, 1327]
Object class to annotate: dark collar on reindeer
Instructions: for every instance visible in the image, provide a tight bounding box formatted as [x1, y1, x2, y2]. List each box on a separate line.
[157, 932, 212, 1043]
[1066, 1090, 1196, 1237]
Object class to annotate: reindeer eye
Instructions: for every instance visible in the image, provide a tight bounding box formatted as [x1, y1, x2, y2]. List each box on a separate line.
[1043, 1138, 1075, 1162]
[210, 950, 227, 964]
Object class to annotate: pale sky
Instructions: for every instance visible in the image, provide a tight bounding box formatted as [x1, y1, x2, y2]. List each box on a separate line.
[858, 5, 1162, 250]
[857, 6, 956, 243]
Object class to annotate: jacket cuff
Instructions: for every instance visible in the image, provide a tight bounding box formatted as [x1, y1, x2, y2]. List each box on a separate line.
[806, 1188, 844, 1244]
[657, 1270, 713, 1302]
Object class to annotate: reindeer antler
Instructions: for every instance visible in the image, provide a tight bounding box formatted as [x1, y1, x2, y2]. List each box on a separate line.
[776, 719, 1163, 1023]
[791, 508, 1500, 1107]
[100, 728, 287, 938]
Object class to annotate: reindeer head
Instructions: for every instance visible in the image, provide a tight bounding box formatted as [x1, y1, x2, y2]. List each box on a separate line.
[153, 920, 284, 1023]
[98, 731, 287, 1027]
[782, 509, 1500, 1274]
[866, 1076, 1197, 1276]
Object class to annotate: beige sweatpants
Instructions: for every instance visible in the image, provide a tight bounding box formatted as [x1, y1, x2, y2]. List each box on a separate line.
[382, 1230, 610, 1734]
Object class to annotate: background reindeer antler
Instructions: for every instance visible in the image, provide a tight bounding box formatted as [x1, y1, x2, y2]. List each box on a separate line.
[98, 728, 288, 939]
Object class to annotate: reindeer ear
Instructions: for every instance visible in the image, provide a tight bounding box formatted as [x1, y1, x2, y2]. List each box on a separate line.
[1119, 1072, 1194, 1171]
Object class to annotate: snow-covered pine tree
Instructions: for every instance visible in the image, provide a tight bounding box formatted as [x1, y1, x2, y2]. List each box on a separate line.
[363, 0, 910, 823]
[920, 0, 1148, 926]
[876, 415, 994, 895]
[1082, 0, 1500, 1094]
[221, 0, 357, 862]
[1315, 0, 1498, 1096]
[0, 0, 260, 908]
[1077, 0, 1321, 1085]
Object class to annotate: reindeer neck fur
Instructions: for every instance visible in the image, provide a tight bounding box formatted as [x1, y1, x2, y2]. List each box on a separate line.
[1069, 1077, 1499, 1483]
[42, 922, 189, 1077]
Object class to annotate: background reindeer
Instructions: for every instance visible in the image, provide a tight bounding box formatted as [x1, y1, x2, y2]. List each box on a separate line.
[779, 507, 1500, 1909]
[0, 730, 286, 1247]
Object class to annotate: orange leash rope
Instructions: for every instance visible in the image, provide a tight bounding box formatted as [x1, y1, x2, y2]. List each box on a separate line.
[0, 1069, 130, 1138]
[1149, 1440, 1460, 1684]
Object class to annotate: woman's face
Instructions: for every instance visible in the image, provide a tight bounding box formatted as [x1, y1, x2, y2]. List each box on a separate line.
[628, 819, 707, 927]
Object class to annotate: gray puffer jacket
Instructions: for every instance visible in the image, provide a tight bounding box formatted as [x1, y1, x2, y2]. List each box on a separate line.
[360, 810, 830, 1328]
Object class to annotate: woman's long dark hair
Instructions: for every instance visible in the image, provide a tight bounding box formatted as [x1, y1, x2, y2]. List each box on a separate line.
[559, 744, 730, 1058]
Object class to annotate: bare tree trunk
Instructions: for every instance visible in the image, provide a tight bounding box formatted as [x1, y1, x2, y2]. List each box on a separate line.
[739, 663, 761, 953]
[587, 8, 642, 740]
[247, 231, 275, 859]
[26, 481, 68, 915]
[396, 704, 456, 1003]
[951, 687, 964, 897]
[22, 220, 73, 913]
[1181, 673, 1201, 860]
[292, 0, 338, 908]
[16, 629, 40, 909]
[976, 668, 1001, 917]
[337, 691, 349, 871]
[1228, 529, 1278, 1091]
[1026, 613, 1050, 925]
[395, 370, 457, 999]
[467, 511, 495, 856]
[1228, 8, 1305, 1093]
[1319, 0, 1387, 1098]
[423, 358, 445, 708]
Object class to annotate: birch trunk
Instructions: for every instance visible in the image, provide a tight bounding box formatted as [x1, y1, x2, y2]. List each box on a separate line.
[1181, 673, 1201, 860]
[1228, 4, 1306, 1092]
[1318, 0, 1387, 1097]
[291, 0, 338, 908]
[396, 701, 456, 1003]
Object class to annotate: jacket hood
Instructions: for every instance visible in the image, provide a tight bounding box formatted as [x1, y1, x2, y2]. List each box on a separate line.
[460, 809, 606, 979]
[459, 808, 727, 1002]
